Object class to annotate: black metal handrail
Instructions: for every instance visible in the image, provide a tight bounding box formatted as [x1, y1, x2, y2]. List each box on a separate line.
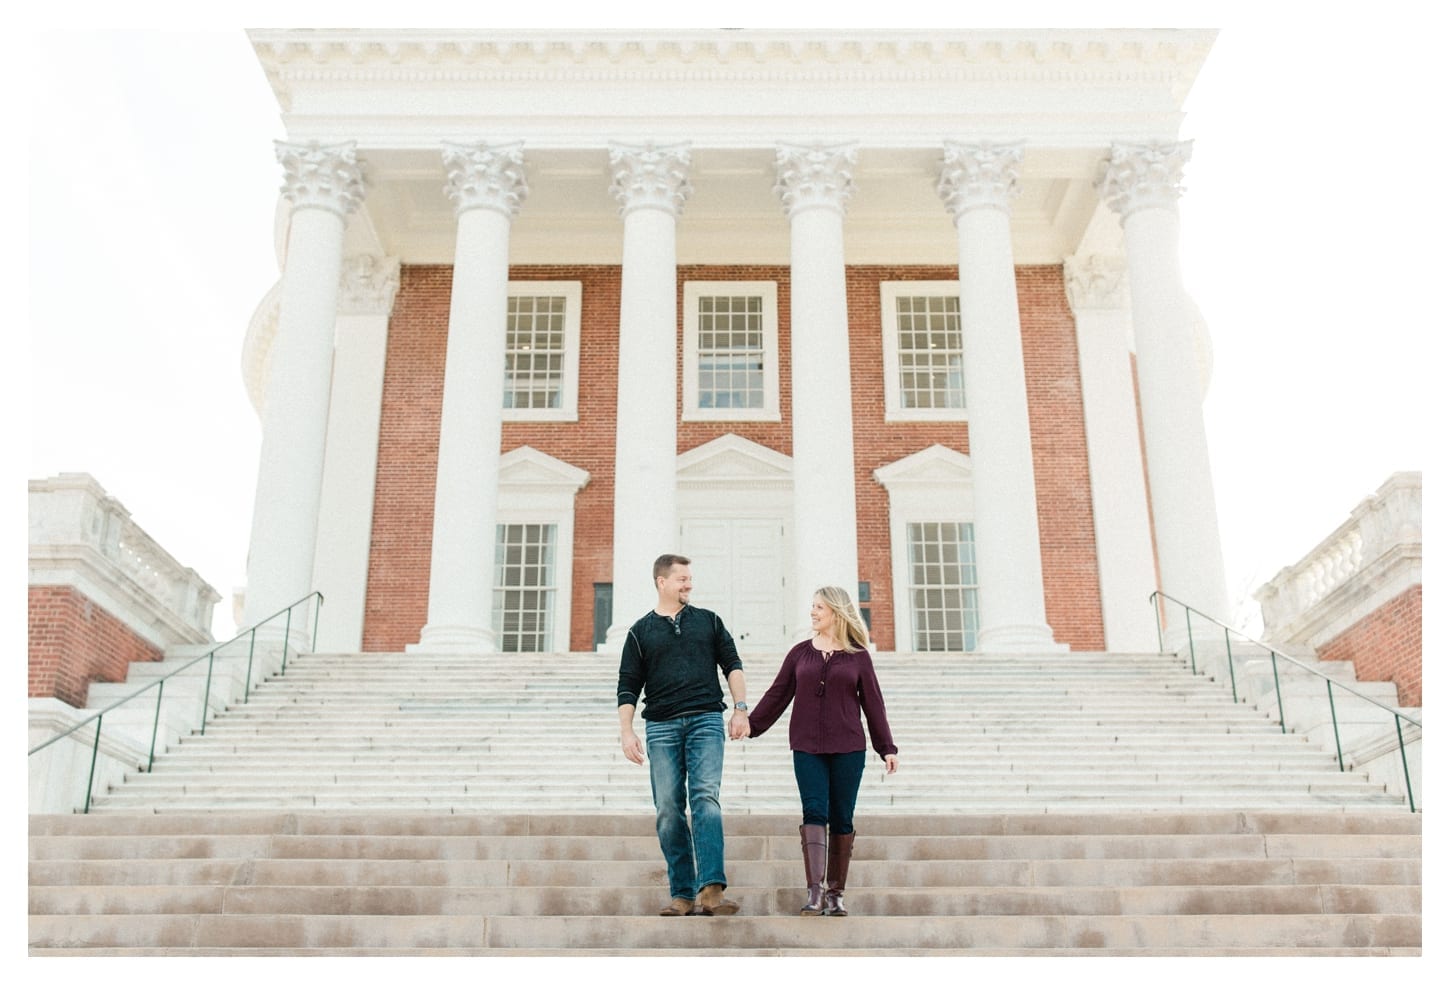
[28, 591, 323, 813]
[1151, 590, 1421, 812]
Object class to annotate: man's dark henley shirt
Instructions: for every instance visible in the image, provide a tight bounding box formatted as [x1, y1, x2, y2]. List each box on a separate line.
[616, 605, 743, 722]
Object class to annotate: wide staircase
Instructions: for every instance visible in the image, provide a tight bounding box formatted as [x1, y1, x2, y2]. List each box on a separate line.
[30, 649, 1421, 955]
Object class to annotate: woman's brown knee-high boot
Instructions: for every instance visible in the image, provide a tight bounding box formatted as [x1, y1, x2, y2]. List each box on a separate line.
[822, 831, 855, 916]
[799, 824, 827, 915]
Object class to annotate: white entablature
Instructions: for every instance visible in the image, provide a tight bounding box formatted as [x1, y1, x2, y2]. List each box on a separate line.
[247, 28, 1212, 271]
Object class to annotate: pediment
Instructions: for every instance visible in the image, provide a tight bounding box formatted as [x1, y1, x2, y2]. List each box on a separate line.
[677, 434, 793, 484]
[498, 446, 590, 491]
[873, 444, 973, 488]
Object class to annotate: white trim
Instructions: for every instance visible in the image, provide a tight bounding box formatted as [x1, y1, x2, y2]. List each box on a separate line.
[502, 281, 582, 423]
[681, 281, 781, 422]
[874, 445, 976, 652]
[495, 446, 590, 651]
[879, 281, 969, 423]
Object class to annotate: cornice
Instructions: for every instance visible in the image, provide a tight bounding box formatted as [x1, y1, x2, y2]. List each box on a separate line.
[249, 29, 1215, 110]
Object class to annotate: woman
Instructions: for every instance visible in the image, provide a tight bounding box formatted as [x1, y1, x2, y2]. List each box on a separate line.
[747, 586, 899, 916]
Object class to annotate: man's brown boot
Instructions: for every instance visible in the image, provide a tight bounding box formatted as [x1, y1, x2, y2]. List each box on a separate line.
[695, 883, 740, 916]
[659, 897, 695, 916]
[822, 831, 855, 916]
[799, 824, 827, 915]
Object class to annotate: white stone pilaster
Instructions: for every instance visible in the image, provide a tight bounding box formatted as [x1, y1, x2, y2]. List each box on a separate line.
[938, 141, 1062, 652]
[603, 142, 691, 650]
[243, 141, 363, 636]
[311, 254, 399, 653]
[1064, 253, 1160, 652]
[413, 142, 528, 652]
[1099, 141, 1230, 639]
[776, 143, 861, 635]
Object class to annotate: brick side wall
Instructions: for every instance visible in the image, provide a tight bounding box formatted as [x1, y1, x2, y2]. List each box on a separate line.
[1315, 585, 1423, 707]
[363, 262, 1105, 653]
[1017, 265, 1105, 650]
[28, 585, 164, 708]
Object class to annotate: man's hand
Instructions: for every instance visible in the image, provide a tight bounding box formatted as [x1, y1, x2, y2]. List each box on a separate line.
[621, 730, 645, 765]
[728, 709, 750, 740]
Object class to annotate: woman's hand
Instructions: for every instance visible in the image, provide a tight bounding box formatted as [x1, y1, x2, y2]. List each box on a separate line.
[884, 754, 899, 775]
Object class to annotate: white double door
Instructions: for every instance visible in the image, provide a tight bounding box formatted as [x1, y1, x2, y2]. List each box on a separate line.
[681, 516, 790, 652]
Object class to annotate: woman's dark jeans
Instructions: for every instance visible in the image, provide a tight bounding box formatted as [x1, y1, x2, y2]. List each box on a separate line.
[793, 749, 867, 832]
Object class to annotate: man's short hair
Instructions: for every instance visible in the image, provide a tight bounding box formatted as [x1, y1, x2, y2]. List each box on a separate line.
[653, 554, 691, 583]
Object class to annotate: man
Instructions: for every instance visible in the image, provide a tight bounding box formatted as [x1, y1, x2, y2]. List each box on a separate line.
[617, 553, 750, 916]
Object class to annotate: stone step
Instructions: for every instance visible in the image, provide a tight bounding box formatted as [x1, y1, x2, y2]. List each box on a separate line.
[26, 912, 1422, 952]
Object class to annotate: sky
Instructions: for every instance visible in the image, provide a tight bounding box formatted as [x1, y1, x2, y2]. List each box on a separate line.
[15, 4, 1437, 644]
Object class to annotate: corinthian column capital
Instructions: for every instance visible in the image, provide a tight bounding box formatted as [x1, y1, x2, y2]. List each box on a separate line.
[275, 141, 365, 217]
[774, 143, 857, 217]
[608, 142, 692, 218]
[1097, 140, 1193, 218]
[937, 141, 1023, 219]
[1064, 253, 1131, 313]
[441, 141, 528, 219]
[338, 254, 401, 317]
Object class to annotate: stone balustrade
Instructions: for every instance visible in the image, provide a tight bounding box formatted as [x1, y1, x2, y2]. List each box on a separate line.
[1255, 472, 1421, 651]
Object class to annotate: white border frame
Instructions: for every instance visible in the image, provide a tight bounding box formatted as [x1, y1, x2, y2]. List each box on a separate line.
[880, 280, 969, 423]
[502, 280, 582, 423]
[681, 281, 781, 423]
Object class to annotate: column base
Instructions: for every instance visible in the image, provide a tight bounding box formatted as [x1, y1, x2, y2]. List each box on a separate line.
[407, 624, 498, 654]
[976, 623, 1068, 653]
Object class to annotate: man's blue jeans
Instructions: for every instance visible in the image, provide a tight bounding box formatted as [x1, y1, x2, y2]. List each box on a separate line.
[645, 711, 727, 900]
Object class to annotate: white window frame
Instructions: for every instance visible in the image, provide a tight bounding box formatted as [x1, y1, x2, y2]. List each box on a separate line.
[682, 281, 781, 422]
[904, 521, 980, 653]
[502, 281, 582, 423]
[879, 281, 968, 423]
[493, 522, 559, 653]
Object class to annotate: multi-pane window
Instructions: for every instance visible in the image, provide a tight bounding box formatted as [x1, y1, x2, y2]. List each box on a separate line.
[504, 296, 566, 410]
[502, 282, 581, 422]
[493, 524, 557, 652]
[907, 521, 979, 652]
[682, 282, 780, 422]
[697, 295, 766, 410]
[894, 295, 965, 409]
[880, 282, 968, 422]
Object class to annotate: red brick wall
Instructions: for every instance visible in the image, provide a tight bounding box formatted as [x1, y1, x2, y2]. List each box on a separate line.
[363, 262, 1105, 653]
[28, 585, 163, 708]
[1316, 586, 1422, 707]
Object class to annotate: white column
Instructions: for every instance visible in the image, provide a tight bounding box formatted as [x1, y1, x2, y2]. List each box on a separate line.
[603, 143, 691, 649]
[311, 254, 399, 653]
[1064, 253, 1160, 652]
[937, 141, 1062, 652]
[1099, 141, 1230, 634]
[413, 142, 528, 652]
[775, 144, 861, 632]
[243, 141, 364, 633]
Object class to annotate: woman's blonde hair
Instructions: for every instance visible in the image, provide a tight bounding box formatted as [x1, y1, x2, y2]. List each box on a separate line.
[815, 586, 870, 652]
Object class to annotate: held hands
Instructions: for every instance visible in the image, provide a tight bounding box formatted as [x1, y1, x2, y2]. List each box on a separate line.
[621, 730, 645, 765]
[728, 709, 751, 740]
[884, 754, 899, 775]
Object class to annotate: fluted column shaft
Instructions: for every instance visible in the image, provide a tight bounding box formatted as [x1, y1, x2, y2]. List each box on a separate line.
[938, 141, 1061, 651]
[604, 143, 691, 648]
[1099, 141, 1230, 633]
[244, 141, 364, 632]
[777, 144, 861, 631]
[414, 142, 528, 652]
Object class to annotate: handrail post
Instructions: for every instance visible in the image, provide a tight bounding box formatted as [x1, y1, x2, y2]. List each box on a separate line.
[148, 679, 165, 772]
[281, 607, 293, 675]
[1185, 609, 1197, 674]
[83, 716, 103, 815]
[244, 628, 257, 704]
[1153, 592, 1164, 653]
[1395, 716, 1416, 813]
[1270, 651, 1287, 734]
[1327, 679, 1344, 771]
[1223, 628, 1238, 703]
[200, 650, 216, 736]
[311, 592, 324, 651]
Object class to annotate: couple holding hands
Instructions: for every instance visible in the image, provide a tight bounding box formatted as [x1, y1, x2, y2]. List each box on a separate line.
[617, 554, 899, 917]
